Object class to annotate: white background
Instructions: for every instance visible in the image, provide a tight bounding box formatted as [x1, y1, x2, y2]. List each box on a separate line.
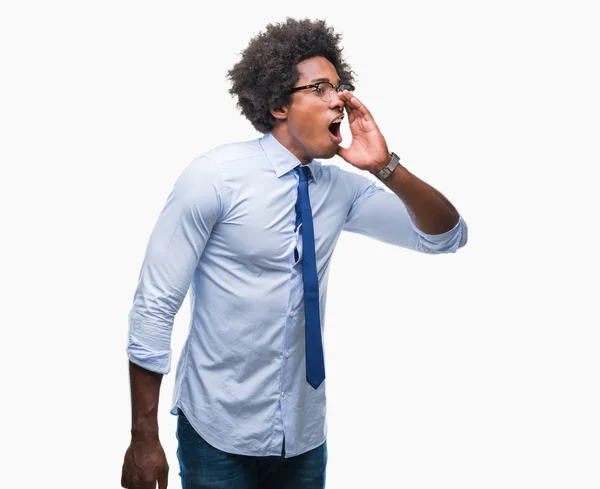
[1, 1, 599, 488]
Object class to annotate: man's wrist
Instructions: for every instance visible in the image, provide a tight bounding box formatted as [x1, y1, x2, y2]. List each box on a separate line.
[373, 152, 401, 181]
[131, 416, 160, 441]
[371, 154, 393, 175]
[131, 426, 160, 442]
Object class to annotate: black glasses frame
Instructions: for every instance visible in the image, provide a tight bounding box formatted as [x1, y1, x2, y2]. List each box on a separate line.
[289, 81, 355, 97]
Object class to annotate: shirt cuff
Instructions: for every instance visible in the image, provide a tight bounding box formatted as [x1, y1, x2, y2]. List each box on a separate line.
[127, 334, 172, 375]
[410, 216, 468, 253]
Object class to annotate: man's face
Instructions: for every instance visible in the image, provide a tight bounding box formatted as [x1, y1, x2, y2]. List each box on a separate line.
[280, 56, 346, 163]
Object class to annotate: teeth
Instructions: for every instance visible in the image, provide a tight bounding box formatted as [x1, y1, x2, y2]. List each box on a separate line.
[332, 116, 344, 124]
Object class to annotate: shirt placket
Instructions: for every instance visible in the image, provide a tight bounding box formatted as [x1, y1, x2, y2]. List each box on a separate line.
[278, 171, 310, 454]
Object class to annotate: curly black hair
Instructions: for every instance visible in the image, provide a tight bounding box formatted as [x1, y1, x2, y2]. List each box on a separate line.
[227, 17, 355, 134]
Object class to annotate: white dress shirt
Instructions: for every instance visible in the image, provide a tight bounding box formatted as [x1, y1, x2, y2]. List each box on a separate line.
[127, 132, 468, 458]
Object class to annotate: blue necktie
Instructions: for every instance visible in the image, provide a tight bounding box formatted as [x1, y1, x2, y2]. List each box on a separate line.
[295, 165, 325, 389]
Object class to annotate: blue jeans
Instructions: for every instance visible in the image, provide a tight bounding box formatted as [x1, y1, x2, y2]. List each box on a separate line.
[176, 411, 327, 489]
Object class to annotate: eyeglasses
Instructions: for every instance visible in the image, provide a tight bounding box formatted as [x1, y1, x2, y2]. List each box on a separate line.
[289, 81, 355, 102]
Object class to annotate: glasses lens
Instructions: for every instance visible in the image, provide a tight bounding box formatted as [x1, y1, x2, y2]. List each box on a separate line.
[316, 82, 334, 102]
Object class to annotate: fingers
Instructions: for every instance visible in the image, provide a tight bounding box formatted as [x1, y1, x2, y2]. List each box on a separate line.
[158, 468, 169, 489]
[121, 470, 167, 489]
[339, 91, 372, 121]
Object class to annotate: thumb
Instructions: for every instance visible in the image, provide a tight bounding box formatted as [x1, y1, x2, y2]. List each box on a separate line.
[336, 145, 349, 161]
[121, 466, 128, 488]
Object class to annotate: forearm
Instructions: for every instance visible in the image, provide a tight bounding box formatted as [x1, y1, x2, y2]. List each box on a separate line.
[129, 360, 163, 441]
[373, 158, 460, 235]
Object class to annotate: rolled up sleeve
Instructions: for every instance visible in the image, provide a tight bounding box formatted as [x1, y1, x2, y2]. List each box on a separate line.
[341, 170, 468, 254]
[127, 156, 227, 374]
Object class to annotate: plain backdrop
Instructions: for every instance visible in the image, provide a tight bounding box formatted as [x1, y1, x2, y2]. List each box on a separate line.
[1, 1, 599, 488]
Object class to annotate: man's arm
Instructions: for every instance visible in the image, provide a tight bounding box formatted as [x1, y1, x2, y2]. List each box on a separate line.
[126, 156, 227, 375]
[122, 156, 228, 488]
[372, 156, 460, 235]
[129, 361, 162, 441]
[121, 361, 168, 489]
[336, 89, 467, 252]
[341, 166, 467, 254]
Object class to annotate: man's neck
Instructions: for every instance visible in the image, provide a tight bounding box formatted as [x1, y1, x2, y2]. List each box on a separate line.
[270, 125, 312, 165]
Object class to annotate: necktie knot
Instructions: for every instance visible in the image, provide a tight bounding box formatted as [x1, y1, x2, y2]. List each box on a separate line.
[297, 165, 312, 182]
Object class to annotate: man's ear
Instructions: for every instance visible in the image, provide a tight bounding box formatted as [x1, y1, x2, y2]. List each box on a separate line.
[269, 104, 288, 121]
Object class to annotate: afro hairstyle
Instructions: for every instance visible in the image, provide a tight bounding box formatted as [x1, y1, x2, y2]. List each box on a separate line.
[227, 17, 355, 134]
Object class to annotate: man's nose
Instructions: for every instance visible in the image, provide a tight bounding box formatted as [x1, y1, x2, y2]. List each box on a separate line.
[329, 90, 345, 110]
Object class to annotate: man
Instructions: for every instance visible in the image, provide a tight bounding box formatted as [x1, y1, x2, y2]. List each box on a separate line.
[121, 17, 467, 489]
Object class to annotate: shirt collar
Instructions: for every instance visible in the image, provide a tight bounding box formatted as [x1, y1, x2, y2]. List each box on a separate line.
[259, 132, 322, 184]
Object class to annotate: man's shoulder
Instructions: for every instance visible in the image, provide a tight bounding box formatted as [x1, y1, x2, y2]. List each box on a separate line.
[201, 137, 264, 164]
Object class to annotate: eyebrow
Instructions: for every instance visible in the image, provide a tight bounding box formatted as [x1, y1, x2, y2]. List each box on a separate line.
[310, 77, 341, 84]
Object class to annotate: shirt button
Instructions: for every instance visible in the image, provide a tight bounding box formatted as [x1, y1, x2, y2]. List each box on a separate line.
[285, 351, 290, 358]
[281, 392, 286, 398]
[290, 311, 295, 317]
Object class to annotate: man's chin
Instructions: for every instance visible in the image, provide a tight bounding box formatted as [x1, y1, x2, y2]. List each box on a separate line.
[316, 143, 339, 160]
[306, 137, 340, 160]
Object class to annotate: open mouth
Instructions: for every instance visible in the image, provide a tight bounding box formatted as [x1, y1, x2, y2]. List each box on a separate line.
[328, 121, 342, 143]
